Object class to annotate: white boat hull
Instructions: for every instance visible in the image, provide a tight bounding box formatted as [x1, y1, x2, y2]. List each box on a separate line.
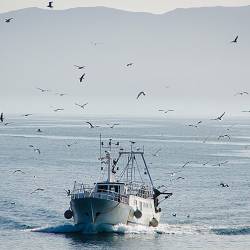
[70, 196, 160, 227]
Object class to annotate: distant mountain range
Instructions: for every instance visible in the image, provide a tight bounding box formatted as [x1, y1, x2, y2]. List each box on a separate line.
[1, 6, 250, 117]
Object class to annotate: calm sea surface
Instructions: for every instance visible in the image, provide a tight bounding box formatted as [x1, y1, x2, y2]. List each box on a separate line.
[0, 116, 249, 250]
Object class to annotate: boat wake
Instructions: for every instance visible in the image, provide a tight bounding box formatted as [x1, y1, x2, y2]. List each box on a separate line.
[30, 223, 206, 235]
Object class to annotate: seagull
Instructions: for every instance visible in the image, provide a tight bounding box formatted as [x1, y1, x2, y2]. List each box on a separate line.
[172, 213, 177, 217]
[152, 149, 161, 157]
[75, 102, 88, 109]
[30, 188, 44, 194]
[176, 176, 185, 180]
[4, 122, 12, 126]
[36, 87, 49, 93]
[188, 120, 202, 128]
[47, 1, 53, 8]
[137, 91, 146, 99]
[54, 108, 64, 112]
[5, 18, 13, 23]
[66, 141, 77, 147]
[55, 93, 67, 96]
[181, 161, 194, 168]
[107, 123, 119, 128]
[34, 148, 41, 154]
[79, 73, 86, 82]
[158, 109, 174, 114]
[0, 113, 3, 122]
[126, 63, 133, 67]
[202, 161, 210, 166]
[37, 129, 42, 133]
[212, 112, 225, 121]
[219, 182, 229, 188]
[12, 169, 25, 174]
[86, 121, 95, 128]
[212, 161, 228, 167]
[74, 65, 86, 69]
[218, 134, 231, 140]
[23, 114, 33, 117]
[235, 91, 248, 96]
[231, 35, 238, 43]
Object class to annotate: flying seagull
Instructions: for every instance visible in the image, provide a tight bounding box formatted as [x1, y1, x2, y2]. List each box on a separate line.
[126, 63, 133, 67]
[231, 35, 238, 43]
[66, 141, 77, 148]
[12, 169, 25, 174]
[47, 2, 53, 8]
[23, 114, 33, 117]
[55, 93, 67, 96]
[219, 182, 229, 188]
[75, 102, 88, 109]
[54, 108, 64, 112]
[86, 121, 95, 128]
[137, 91, 146, 99]
[158, 109, 174, 114]
[34, 148, 41, 154]
[107, 123, 119, 129]
[218, 134, 231, 140]
[212, 161, 228, 167]
[79, 73, 86, 82]
[74, 65, 86, 69]
[31, 188, 44, 194]
[235, 91, 248, 96]
[36, 87, 49, 93]
[212, 112, 225, 121]
[0, 113, 3, 122]
[5, 18, 13, 23]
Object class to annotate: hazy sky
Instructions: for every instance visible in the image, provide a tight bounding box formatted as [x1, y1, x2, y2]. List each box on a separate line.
[1, 0, 250, 13]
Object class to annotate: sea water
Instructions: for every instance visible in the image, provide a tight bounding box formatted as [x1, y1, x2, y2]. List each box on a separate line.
[0, 116, 249, 249]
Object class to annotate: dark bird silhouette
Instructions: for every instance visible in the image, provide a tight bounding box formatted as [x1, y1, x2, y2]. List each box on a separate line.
[107, 123, 119, 128]
[231, 35, 238, 43]
[23, 114, 32, 117]
[4, 122, 12, 126]
[31, 188, 44, 194]
[235, 91, 248, 96]
[126, 63, 133, 67]
[12, 169, 25, 174]
[79, 73, 86, 82]
[212, 161, 228, 167]
[242, 110, 250, 113]
[172, 213, 177, 217]
[37, 129, 42, 133]
[218, 134, 231, 140]
[188, 120, 202, 128]
[47, 1, 53, 8]
[158, 109, 174, 114]
[75, 102, 88, 109]
[54, 108, 64, 112]
[66, 141, 77, 147]
[74, 65, 86, 69]
[86, 121, 95, 128]
[137, 91, 146, 99]
[55, 93, 67, 96]
[176, 176, 185, 180]
[36, 87, 49, 93]
[0, 113, 3, 122]
[5, 18, 13, 23]
[219, 182, 229, 188]
[212, 112, 225, 121]
[34, 148, 41, 154]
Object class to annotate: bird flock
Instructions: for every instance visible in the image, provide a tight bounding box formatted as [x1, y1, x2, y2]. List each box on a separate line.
[2, 4, 249, 215]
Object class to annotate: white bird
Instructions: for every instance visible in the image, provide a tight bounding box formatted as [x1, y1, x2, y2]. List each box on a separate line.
[75, 102, 88, 109]
[212, 112, 225, 121]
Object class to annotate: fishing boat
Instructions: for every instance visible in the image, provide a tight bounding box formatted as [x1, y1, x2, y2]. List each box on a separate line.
[64, 136, 172, 227]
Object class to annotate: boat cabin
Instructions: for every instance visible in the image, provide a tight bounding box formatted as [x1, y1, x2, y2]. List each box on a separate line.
[96, 182, 126, 195]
